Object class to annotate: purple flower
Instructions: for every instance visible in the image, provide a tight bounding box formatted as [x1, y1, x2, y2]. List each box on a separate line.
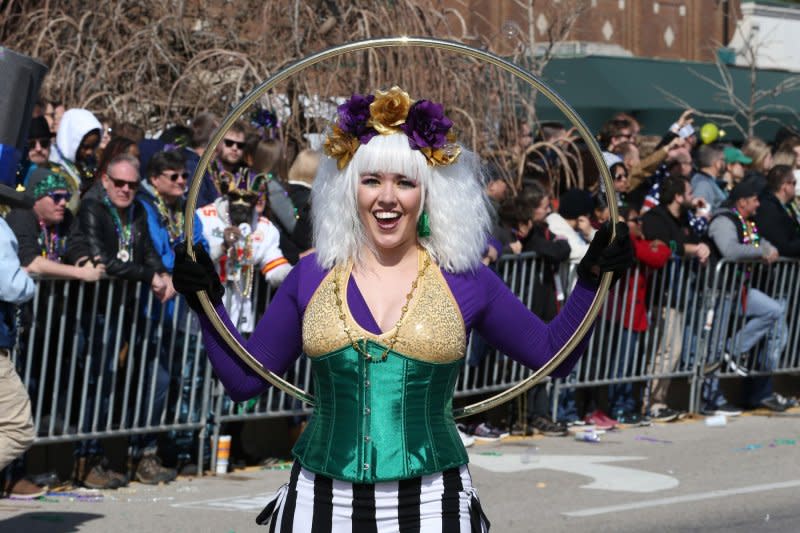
[400, 100, 453, 150]
[251, 108, 278, 130]
[337, 93, 377, 144]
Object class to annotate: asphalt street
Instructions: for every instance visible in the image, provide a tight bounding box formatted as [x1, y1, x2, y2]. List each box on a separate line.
[1, 410, 798, 532]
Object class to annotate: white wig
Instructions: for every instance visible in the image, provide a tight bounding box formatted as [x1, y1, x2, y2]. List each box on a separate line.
[312, 133, 491, 273]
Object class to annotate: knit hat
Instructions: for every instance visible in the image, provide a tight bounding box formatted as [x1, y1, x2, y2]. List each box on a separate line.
[28, 116, 51, 140]
[558, 188, 594, 219]
[27, 167, 69, 199]
[729, 176, 763, 201]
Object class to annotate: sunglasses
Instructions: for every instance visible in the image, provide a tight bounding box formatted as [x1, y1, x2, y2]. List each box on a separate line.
[227, 190, 257, 204]
[162, 171, 189, 182]
[627, 216, 642, 223]
[107, 175, 140, 190]
[614, 173, 629, 181]
[29, 137, 51, 150]
[47, 191, 72, 204]
[223, 138, 245, 150]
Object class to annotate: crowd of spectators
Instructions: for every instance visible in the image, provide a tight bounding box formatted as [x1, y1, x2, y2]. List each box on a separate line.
[2, 99, 799, 498]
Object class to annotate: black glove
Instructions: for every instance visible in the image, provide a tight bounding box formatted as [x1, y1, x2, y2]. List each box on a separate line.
[173, 242, 224, 312]
[577, 221, 634, 287]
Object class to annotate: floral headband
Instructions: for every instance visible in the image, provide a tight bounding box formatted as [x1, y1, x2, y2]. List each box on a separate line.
[323, 86, 461, 170]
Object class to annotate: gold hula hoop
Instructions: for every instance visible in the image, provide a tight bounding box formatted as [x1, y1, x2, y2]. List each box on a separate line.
[183, 36, 618, 418]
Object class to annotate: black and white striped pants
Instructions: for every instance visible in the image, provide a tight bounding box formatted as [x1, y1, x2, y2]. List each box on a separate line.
[257, 462, 490, 532]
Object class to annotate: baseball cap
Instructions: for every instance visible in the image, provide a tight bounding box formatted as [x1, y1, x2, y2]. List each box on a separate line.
[723, 146, 752, 165]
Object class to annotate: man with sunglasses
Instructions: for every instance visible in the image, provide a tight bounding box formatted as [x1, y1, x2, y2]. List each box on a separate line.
[139, 150, 207, 271]
[197, 175, 291, 333]
[70, 154, 176, 489]
[755, 164, 800, 259]
[210, 122, 248, 195]
[138, 150, 210, 477]
[4, 168, 106, 493]
[14, 117, 61, 188]
[6, 168, 104, 281]
[26, 117, 52, 168]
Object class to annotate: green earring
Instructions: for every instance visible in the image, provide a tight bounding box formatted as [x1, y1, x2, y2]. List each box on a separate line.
[417, 211, 431, 238]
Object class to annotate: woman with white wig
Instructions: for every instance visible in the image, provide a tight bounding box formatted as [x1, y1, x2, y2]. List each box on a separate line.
[174, 87, 633, 531]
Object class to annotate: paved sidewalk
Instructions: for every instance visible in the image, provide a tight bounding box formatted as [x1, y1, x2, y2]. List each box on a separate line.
[0, 410, 798, 532]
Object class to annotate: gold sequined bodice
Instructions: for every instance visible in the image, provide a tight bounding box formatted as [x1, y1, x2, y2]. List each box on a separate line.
[302, 254, 466, 363]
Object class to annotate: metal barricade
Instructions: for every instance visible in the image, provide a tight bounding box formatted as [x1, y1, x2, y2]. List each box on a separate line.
[690, 257, 800, 411]
[14, 254, 800, 458]
[551, 256, 711, 418]
[14, 276, 213, 471]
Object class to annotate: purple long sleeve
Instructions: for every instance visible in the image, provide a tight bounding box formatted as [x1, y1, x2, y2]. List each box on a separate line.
[198, 256, 598, 400]
[443, 268, 597, 377]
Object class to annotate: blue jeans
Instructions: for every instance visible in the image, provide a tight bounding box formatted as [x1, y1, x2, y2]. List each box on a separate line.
[75, 314, 117, 457]
[609, 330, 639, 415]
[702, 288, 787, 410]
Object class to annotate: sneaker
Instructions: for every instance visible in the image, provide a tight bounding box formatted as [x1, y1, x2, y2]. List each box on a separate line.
[760, 393, 788, 412]
[75, 456, 125, 490]
[583, 411, 616, 430]
[615, 411, 649, 427]
[135, 454, 178, 485]
[648, 407, 680, 423]
[592, 410, 619, 427]
[722, 352, 749, 376]
[531, 415, 568, 437]
[701, 404, 742, 417]
[778, 394, 798, 408]
[2, 478, 47, 499]
[458, 428, 476, 448]
[470, 422, 509, 442]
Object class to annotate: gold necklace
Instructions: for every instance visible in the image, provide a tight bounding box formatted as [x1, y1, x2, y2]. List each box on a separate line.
[332, 250, 430, 363]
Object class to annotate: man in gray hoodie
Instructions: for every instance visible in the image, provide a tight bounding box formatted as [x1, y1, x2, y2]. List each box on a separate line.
[703, 178, 788, 414]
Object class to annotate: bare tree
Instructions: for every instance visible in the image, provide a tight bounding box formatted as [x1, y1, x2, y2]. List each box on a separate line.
[474, 0, 590, 192]
[1, 0, 593, 191]
[657, 24, 800, 138]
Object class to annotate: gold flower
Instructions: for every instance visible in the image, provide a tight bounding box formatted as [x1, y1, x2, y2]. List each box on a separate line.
[368, 86, 412, 135]
[420, 132, 462, 166]
[323, 125, 360, 170]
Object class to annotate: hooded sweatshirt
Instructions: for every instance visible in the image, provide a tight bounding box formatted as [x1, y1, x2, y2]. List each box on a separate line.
[49, 108, 102, 189]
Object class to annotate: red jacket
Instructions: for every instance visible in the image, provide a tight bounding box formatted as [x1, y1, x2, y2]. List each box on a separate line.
[609, 234, 671, 331]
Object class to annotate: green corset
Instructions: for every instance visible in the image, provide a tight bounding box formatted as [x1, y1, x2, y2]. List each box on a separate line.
[292, 340, 467, 483]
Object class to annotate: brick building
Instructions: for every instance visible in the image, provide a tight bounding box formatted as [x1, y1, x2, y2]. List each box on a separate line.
[444, 0, 741, 63]
[442, 1, 800, 139]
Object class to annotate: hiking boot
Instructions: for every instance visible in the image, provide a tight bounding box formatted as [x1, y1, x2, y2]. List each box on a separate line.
[2, 478, 47, 499]
[531, 415, 568, 437]
[75, 456, 124, 489]
[135, 454, 177, 485]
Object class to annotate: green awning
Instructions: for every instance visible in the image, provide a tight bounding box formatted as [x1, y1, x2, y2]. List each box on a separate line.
[533, 55, 800, 141]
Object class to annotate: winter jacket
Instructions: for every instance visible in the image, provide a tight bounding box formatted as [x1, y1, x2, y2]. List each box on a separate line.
[610, 234, 671, 332]
[754, 192, 800, 258]
[136, 184, 208, 272]
[72, 196, 166, 283]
